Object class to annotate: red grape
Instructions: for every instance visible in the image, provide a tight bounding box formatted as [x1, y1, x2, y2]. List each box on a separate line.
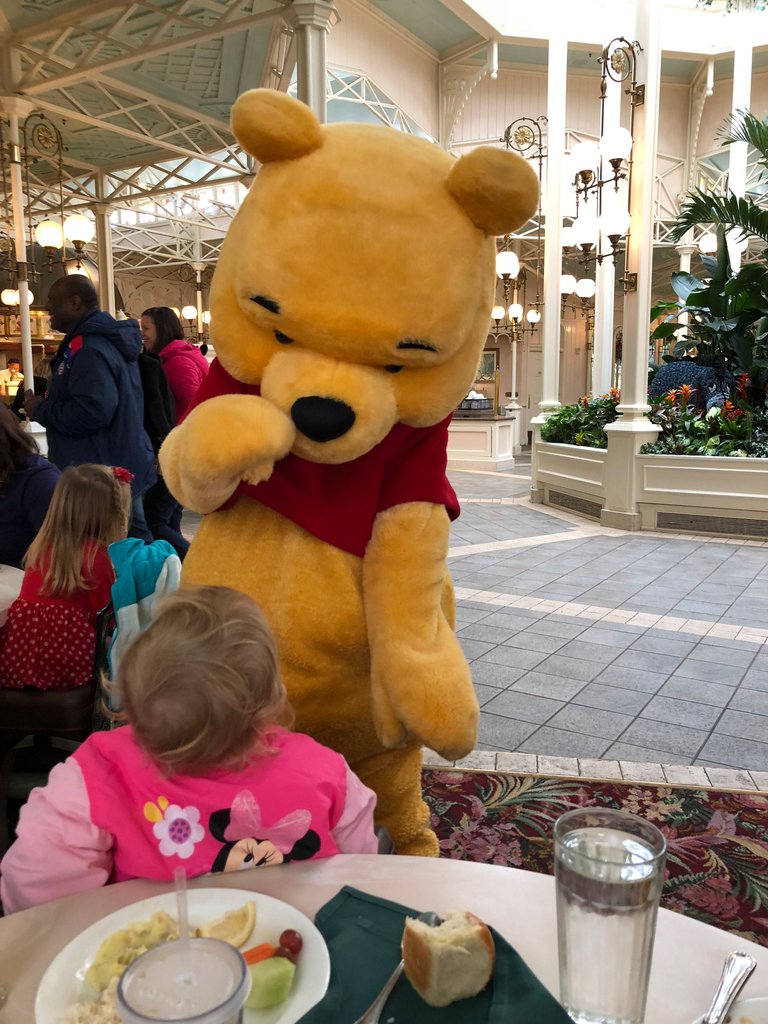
[278, 929, 303, 956]
[274, 945, 297, 964]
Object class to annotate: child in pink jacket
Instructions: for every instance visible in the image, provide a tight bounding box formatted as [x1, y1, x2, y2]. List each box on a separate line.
[0, 586, 377, 913]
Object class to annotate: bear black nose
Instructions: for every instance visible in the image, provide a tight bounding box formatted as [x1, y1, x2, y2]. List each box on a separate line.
[291, 397, 356, 442]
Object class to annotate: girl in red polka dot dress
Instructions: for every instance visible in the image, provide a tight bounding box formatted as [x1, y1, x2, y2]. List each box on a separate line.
[0, 464, 131, 690]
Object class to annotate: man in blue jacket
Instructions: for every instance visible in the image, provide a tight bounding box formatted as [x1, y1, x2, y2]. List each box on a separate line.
[24, 275, 156, 538]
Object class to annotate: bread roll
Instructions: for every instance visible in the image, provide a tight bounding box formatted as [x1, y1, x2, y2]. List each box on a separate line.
[401, 910, 495, 1007]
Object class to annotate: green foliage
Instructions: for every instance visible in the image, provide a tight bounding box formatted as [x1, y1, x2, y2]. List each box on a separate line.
[719, 109, 768, 167]
[669, 190, 768, 247]
[538, 378, 768, 458]
[656, 110, 768, 392]
[539, 390, 621, 449]
[651, 227, 768, 393]
[668, 110, 768, 247]
[640, 376, 768, 457]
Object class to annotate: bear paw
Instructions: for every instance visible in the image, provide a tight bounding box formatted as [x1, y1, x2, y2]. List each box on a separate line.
[159, 394, 295, 513]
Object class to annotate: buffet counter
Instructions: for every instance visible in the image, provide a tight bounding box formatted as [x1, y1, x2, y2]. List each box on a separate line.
[447, 413, 516, 471]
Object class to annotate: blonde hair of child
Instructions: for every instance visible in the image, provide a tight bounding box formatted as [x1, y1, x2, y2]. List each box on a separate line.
[120, 585, 294, 777]
[25, 464, 131, 597]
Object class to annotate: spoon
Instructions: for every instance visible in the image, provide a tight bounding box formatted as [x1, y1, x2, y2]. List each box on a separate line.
[702, 951, 757, 1024]
[351, 911, 442, 1024]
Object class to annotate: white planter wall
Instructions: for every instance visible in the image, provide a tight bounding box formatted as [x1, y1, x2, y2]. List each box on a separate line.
[535, 440, 768, 538]
[636, 453, 768, 536]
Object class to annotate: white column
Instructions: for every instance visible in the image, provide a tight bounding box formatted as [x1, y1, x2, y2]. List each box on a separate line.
[510, 336, 518, 405]
[539, 35, 566, 415]
[191, 262, 206, 339]
[92, 180, 115, 316]
[676, 239, 696, 328]
[1, 97, 34, 388]
[592, 75, 621, 396]
[601, 0, 662, 530]
[530, 31, 567, 501]
[285, 0, 338, 124]
[728, 0, 752, 271]
[507, 336, 522, 454]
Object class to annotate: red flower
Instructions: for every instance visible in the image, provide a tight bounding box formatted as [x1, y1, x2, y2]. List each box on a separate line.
[609, 387, 621, 402]
[736, 373, 750, 400]
[112, 466, 134, 484]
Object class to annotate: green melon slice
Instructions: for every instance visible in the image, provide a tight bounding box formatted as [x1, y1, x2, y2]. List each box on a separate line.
[245, 957, 297, 1010]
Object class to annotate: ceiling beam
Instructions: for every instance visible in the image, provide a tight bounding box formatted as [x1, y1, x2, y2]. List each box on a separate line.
[439, 37, 488, 67]
[437, 0, 499, 40]
[19, 2, 288, 94]
[32, 96, 245, 171]
[102, 170, 246, 202]
[13, 2, 129, 43]
[90, 77, 232, 137]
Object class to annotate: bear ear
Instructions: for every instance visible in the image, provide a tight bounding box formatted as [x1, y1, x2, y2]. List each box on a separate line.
[231, 89, 322, 163]
[447, 147, 540, 236]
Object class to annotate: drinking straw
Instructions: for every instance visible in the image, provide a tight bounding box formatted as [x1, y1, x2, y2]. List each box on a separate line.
[174, 867, 191, 947]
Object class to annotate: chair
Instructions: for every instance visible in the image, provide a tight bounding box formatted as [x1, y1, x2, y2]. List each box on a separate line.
[0, 604, 113, 856]
[376, 827, 396, 855]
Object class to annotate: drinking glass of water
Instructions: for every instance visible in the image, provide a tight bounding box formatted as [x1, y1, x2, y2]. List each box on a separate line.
[554, 808, 667, 1024]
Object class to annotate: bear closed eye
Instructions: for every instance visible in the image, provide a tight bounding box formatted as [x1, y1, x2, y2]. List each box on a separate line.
[251, 296, 281, 313]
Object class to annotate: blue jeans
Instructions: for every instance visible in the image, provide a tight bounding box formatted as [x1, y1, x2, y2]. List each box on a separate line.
[129, 493, 153, 542]
[143, 478, 189, 559]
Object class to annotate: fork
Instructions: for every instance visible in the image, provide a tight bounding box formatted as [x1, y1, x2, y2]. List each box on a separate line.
[351, 910, 442, 1024]
[351, 960, 405, 1024]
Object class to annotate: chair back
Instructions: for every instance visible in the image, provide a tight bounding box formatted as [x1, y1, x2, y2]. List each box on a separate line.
[0, 601, 114, 854]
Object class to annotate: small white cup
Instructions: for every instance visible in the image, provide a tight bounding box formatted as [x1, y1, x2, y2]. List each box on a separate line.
[117, 937, 250, 1023]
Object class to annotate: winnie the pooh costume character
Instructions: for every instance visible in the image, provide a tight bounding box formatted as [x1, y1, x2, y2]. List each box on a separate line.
[160, 89, 538, 855]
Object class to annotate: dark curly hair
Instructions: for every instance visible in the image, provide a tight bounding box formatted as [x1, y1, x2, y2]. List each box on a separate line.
[141, 306, 186, 354]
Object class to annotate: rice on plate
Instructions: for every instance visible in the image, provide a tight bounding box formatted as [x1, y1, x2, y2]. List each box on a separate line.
[64, 978, 119, 1024]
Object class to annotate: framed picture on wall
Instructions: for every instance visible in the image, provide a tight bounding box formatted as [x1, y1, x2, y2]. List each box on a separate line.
[476, 349, 498, 381]
[7, 312, 21, 337]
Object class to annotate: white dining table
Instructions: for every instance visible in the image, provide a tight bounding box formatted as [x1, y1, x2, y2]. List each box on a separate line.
[0, 563, 24, 628]
[1, 854, 766, 1023]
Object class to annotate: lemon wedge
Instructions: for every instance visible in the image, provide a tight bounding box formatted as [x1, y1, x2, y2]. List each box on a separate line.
[197, 901, 256, 948]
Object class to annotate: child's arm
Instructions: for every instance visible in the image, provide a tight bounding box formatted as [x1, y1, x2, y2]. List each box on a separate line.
[331, 765, 378, 854]
[0, 759, 113, 913]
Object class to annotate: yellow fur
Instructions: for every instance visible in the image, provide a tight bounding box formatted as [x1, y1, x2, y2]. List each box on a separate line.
[160, 89, 538, 855]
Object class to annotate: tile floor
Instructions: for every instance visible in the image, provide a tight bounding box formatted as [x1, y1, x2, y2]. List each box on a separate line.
[442, 456, 768, 790]
[183, 454, 768, 791]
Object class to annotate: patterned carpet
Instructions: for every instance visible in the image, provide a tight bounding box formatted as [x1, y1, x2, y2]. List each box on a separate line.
[422, 768, 768, 946]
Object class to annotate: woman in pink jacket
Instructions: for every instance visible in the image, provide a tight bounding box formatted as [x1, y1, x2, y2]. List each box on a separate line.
[140, 307, 209, 555]
[140, 306, 209, 423]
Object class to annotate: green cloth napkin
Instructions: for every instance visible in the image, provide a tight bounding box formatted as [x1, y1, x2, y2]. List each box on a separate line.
[297, 885, 571, 1024]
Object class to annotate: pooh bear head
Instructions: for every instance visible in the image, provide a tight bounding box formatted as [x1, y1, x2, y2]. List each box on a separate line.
[209, 89, 538, 465]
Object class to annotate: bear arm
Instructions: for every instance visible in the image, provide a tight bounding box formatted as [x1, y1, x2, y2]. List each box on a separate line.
[363, 501, 479, 760]
[159, 394, 296, 514]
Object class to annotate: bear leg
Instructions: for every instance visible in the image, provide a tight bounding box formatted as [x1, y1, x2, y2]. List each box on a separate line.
[353, 742, 438, 857]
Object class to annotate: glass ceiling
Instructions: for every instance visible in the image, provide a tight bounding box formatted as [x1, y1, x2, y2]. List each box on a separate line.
[460, 0, 768, 49]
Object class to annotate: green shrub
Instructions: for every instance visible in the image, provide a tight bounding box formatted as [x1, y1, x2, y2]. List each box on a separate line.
[640, 373, 768, 457]
[539, 390, 621, 449]
[538, 376, 768, 457]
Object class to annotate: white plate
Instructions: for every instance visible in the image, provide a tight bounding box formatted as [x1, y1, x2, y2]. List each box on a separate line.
[35, 887, 330, 1024]
[691, 996, 768, 1023]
